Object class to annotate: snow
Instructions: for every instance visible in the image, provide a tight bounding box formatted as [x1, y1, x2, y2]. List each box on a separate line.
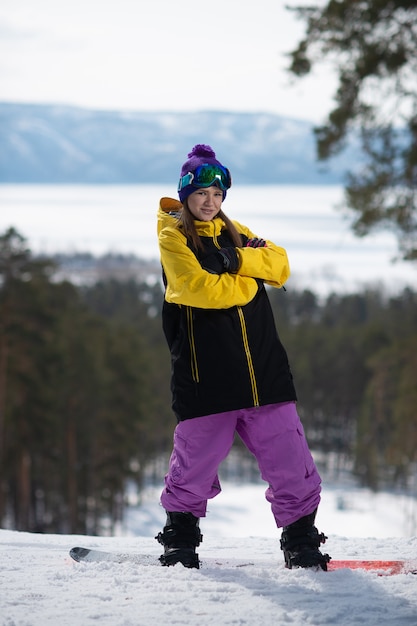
[1, 482, 417, 626]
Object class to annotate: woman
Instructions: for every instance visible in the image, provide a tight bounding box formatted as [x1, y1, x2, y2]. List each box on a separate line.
[155, 144, 330, 570]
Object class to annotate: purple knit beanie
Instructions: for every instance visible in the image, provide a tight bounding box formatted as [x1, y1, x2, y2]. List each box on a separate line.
[178, 144, 230, 203]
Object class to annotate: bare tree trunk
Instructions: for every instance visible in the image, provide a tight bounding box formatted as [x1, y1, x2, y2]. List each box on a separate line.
[67, 415, 78, 533]
[16, 448, 31, 530]
[0, 313, 8, 523]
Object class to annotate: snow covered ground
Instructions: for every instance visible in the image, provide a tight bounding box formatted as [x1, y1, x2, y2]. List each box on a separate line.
[1, 482, 417, 626]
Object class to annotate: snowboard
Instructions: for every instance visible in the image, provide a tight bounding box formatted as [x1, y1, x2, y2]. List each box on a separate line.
[69, 546, 417, 575]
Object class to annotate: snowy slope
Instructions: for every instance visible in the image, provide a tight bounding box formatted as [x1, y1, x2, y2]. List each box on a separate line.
[1, 483, 417, 626]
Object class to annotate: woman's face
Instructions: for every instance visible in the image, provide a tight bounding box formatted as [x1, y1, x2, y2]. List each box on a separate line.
[187, 186, 223, 221]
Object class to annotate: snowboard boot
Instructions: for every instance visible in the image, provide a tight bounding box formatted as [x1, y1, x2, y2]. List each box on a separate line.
[280, 509, 331, 571]
[156, 511, 202, 569]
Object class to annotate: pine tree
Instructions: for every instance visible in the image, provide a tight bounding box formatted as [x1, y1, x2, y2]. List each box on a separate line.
[287, 0, 417, 260]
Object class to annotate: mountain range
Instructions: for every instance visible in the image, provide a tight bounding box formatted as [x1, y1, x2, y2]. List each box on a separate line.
[0, 102, 355, 184]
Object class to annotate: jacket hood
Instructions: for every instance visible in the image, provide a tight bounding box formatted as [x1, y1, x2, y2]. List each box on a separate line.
[157, 197, 182, 236]
[157, 197, 226, 239]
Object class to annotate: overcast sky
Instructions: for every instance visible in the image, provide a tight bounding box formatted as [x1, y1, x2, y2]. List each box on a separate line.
[0, 0, 335, 121]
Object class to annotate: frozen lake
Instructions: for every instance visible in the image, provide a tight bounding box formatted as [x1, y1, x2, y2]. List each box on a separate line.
[1, 184, 415, 295]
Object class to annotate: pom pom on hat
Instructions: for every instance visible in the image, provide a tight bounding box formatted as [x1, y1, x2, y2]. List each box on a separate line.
[178, 144, 230, 203]
[180, 144, 218, 176]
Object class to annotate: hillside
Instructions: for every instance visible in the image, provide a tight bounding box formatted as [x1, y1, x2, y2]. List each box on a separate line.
[0, 102, 356, 184]
[1, 482, 417, 625]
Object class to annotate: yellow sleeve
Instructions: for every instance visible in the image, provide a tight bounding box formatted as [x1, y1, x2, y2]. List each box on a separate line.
[159, 226, 259, 309]
[233, 221, 291, 288]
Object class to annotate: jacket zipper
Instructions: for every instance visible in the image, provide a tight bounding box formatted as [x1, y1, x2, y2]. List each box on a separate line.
[187, 228, 219, 385]
[237, 306, 259, 407]
[186, 306, 199, 383]
[187, 227, 258, 402]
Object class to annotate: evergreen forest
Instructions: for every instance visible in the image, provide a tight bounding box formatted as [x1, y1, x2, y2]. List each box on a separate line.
[1, 227, 416, 534]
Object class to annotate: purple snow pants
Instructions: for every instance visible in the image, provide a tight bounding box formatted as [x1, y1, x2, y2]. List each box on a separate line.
[160, 401, 321, 528]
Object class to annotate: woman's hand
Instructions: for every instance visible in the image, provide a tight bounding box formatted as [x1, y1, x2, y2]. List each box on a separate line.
[245, 238, 267, 248]
[202, 247, 240, 274]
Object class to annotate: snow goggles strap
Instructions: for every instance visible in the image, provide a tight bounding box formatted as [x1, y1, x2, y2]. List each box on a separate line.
[178, 164, 232, 192]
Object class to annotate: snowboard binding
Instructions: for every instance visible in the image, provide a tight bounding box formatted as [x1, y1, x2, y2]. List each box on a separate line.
[280, 510, 331, 571]
[156, 511, 202, 569]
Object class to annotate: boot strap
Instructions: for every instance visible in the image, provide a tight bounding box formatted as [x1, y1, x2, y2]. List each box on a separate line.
[280, 526, 327, 551]
[156, 525, 203, 547]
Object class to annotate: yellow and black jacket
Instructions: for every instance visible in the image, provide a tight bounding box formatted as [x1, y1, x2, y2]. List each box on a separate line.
[158, 197, 297, 421]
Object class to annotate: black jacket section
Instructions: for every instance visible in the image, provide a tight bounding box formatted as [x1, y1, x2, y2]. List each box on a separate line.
[162, 229, 297, 421]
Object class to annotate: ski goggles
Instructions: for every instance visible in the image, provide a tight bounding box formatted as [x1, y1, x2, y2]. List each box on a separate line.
[178, 163, 232, 192]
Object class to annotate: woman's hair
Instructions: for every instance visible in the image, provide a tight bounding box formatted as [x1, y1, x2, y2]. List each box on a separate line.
[178, 199, 243, 251]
